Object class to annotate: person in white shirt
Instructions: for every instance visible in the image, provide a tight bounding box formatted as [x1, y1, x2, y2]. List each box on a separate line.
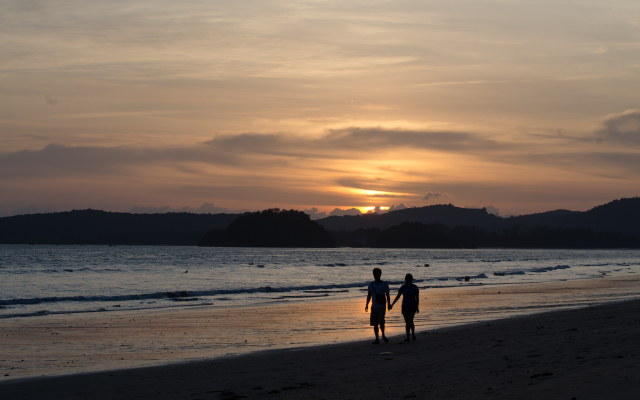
[365, 268, 390, 344]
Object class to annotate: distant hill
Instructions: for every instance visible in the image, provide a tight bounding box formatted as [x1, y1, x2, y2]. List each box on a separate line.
[0, 197, 639, 246]
[318, 204, 504, 232]
[199, 209, 334, 247]
[0, 209, 239, 245]
[561, 198, 640, 234]
[348, 222, 639, 249]
[318, 198, 640, 235]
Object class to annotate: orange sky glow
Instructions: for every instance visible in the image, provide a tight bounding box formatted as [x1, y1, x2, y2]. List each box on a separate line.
[1, 0, 639, 218]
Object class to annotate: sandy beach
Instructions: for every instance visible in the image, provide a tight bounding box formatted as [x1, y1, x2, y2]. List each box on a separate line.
[2, 276, 639, 381]
[2, 277, 640, 399]
[2, 297, 639, 399]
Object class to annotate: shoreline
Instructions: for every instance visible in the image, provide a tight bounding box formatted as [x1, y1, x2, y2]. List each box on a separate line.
[2, 276, 640, 382]
[2, 297, 640, 399]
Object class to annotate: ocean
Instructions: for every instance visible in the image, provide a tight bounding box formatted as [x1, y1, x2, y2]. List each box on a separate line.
[2, 245, 639, 319]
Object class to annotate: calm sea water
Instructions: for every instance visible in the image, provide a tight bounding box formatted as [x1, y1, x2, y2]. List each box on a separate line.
[2, 245, 639, 319]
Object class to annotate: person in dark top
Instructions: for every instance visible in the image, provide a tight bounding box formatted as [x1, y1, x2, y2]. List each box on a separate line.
[365, 268, 391, 344]
[390, 273, 420, 341]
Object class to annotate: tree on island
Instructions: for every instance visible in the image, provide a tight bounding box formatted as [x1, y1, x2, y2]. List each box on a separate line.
[198, 208, 335, 247]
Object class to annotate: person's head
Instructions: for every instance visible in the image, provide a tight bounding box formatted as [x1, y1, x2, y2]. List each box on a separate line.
[405, 273, 413, 284]
[372, 268, 382, 280]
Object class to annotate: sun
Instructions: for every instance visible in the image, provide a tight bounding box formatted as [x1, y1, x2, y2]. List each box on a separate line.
[357, 206, 390, 213]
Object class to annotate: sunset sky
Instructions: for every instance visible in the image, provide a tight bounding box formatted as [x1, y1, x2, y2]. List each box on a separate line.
[1, 0, 640, 217]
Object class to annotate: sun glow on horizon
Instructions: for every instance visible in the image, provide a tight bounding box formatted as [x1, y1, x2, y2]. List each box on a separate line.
[357, 206, 390, 213]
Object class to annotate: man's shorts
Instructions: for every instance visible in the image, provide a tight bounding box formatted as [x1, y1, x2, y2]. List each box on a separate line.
[370, 306, 386, 326]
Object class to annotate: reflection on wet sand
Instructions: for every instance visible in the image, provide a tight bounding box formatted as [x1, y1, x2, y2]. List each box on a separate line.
[1, 276, 639, 380]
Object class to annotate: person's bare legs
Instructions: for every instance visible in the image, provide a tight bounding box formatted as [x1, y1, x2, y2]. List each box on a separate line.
[402, 314, 411, 341]
[402, 312, 416, 341]
[372, 325, 380, 344]
[380, 323, 389, 342]
[408, 312, 416, 340]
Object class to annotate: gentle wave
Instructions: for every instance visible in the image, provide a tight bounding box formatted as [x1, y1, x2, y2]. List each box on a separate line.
[492, 264, 570, 276]
[0, 284, 360, 306]
[0, 264, 579, 308]
[273, 294, 330, 299]
[0, 275, 486, 306]
[0, 302, 214, 319]
[493, 271, 526, 276]
[8, 267, 121, 275]
[530, 264, 571, 273]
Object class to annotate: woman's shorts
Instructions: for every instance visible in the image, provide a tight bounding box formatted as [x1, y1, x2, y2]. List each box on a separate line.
[402, 306, 417, 317]
[370, 306, 386, 326]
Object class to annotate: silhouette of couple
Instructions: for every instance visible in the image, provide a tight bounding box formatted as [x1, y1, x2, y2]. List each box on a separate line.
[365, 268, 419, 344]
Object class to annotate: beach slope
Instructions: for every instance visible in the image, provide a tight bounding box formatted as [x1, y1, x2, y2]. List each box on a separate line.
[2, 299, 639, 399]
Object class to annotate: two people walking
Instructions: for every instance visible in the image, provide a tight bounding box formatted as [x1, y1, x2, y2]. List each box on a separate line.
[365, 268, 420, 343]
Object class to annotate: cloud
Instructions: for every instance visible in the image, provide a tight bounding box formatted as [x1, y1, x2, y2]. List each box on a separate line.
[329, 207, 362, 217]
[484, 205, 500, 216]
[302, 207, 327, 220]
[597, 110, 640, 146]
[366, 194, 406, 198]
[2, 0, 640, 218]
[423, 192, 443, 200]
[5, 119, 632, 185]
[206, 127, 502, 157]
[334, 178, 416, 197]
[305, 203, 410, 219]
[388, 203, 409, 211]
[164, 184, 356, 207]
[0, 143, 239, 178]
[1, 116, 639, 216]
[0, 125, 497, 179]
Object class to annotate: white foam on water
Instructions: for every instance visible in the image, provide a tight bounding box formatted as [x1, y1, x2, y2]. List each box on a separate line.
[1, 245, 639, 318]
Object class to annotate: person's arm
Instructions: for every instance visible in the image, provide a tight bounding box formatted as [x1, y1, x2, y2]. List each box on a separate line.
[390, 287, 403, 309]
[386, 291, 391, 310]
[365, 284, 371, 312]
[385, 283, 392, 310]
[415, 286, 420, 313]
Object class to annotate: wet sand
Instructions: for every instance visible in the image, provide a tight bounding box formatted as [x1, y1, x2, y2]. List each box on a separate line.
[2, 294, 640, 399]
[2, 276, 640, 399]
[1, 276, 640, 382]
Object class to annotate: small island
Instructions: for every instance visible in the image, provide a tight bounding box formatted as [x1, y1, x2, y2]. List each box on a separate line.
[198, 208, 335, 247]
